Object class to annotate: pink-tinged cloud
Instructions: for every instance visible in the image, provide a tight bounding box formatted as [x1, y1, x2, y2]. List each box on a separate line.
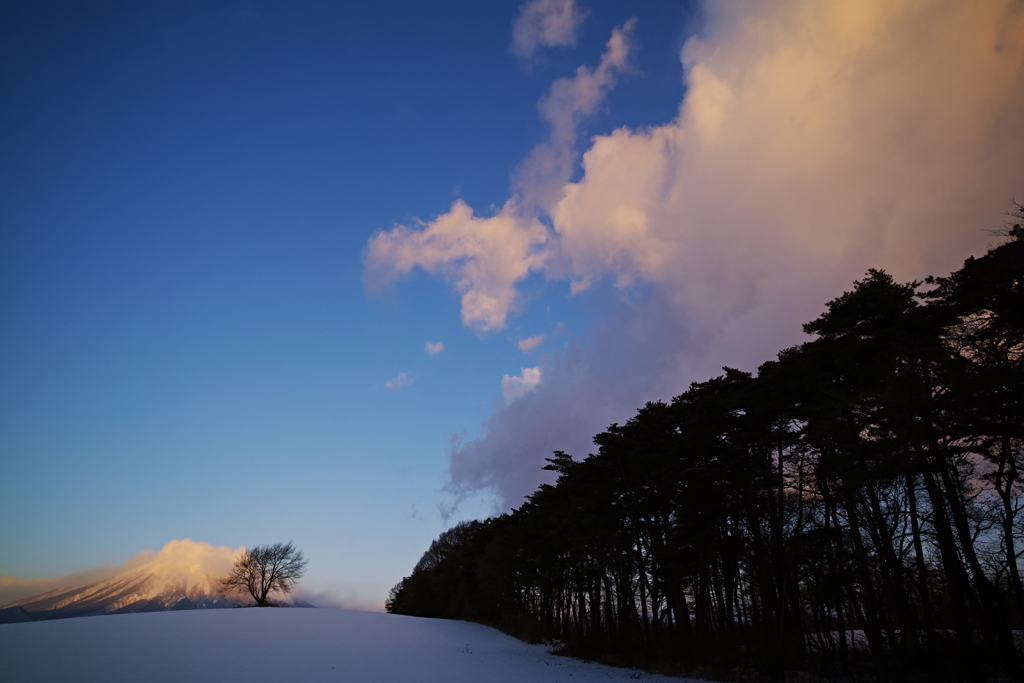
[365, 200, 548, 332]
[425, 340, 445, 356]
[515, 18, 637, 213]
[511, 0, 588, 61]
[364, 22, 635, 334]
[517, 334, 546, 353]
[373, 0, 1024, 508]
[385, 372, 414, 391]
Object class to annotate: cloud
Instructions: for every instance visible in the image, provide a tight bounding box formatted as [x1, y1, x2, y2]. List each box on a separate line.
[449, 293, 683, 504]
[289, 585, 386, 612]
[364, 22, 635, 333]
[501, 367, 542, 404]
[515, 18, 636, 212]
[373, 0, 1024, 509]
[517, 334, 547, 352]
[425, 340, 445, 356]
[511, 0, 588, 61]
[365, 200, 549, 332]
[547, 0, 1024, 331]
[145, 539, 242, 594]
[385, 372, 414, 391]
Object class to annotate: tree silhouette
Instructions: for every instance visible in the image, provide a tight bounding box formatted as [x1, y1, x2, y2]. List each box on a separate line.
[386, 215, 1024, 679]
[220, 542, 308, 607]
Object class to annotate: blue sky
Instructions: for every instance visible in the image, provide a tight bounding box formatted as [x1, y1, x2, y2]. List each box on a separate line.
[0, 0, 694, 604]
[2, 0, 1022, 608]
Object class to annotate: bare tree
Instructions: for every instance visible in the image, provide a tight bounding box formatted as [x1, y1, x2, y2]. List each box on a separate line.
[220, 541, 308, 607]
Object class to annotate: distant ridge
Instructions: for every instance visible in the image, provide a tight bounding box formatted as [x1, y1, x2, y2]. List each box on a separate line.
[0, 606, 35, 624]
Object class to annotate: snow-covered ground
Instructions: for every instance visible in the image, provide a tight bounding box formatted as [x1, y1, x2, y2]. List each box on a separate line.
[0, 608, 684, 682]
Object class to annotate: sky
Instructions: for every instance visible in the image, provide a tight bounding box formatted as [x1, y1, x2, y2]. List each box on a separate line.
[2, 0, 1022, 610]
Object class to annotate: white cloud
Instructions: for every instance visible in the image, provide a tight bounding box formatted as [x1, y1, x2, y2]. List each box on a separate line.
[374, 0, 1024, 507]
[501, 367, 542, 404]
[517, 334, 546, 352]
[385, 372, 414, 391]
[365, 200, 549, 333]
[425, 340, 445, 356]
[511, 0, 588, 61]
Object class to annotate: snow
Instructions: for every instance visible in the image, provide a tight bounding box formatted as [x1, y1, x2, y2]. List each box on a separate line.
[0, 608, 686, 682]
[2, 539, 248, 616]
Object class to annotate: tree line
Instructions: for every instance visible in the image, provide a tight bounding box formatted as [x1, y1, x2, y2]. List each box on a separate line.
[387, 207, 1024, 680]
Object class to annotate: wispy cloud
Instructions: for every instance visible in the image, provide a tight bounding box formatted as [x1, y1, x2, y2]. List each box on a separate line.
[289, 585, 386, 612]
[511, 0, 588, 62]
[515, 18, 636, 212]
[517, 334, 546, 352]
[425, 340, 445, 356]
[501, 367, 542, 404]
[385, 372, 414, 391]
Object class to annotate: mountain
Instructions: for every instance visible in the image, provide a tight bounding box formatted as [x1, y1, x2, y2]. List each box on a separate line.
[1, 539, 249, 620]
[0, 606, 35, 624]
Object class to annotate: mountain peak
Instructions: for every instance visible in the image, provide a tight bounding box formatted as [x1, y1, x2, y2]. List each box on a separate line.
[3, 539, 251, 619]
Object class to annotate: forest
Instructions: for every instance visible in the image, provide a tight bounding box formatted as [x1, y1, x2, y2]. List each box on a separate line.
[387, 207, 1024, 681]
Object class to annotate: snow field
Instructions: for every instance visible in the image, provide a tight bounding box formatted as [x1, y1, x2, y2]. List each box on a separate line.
[0, 608, 682, 682]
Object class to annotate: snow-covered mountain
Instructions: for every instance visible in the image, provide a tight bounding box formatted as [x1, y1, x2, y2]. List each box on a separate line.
[1, 539, 248, 620]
